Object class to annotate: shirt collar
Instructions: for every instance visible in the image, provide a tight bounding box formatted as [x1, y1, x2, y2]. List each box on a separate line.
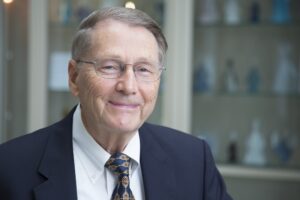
[123, 129, 140, 172]
[72, 105, 140, 180]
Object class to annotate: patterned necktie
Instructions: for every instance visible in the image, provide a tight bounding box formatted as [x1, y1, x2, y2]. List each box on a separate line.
[105, 152, 135, 200]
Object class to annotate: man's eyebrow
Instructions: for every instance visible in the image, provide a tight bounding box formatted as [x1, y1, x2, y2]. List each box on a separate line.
[96, 55, 157, 64]
[95, 54, 123, 60]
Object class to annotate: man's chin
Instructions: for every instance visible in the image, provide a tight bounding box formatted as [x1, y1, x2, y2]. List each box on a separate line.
[110, 122, 142, 135]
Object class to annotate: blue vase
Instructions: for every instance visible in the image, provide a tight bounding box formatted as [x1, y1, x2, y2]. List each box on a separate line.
[271, 0, 291, 23]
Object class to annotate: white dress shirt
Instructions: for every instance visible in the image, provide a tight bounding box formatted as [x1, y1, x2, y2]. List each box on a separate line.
[72, 105, 145, 200]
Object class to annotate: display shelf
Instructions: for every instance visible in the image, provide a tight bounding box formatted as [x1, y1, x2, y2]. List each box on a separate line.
[195, 22, 300, 29]
[192, 93, 300, 169]
[193, 92, 300, 98]
[218, 164, 300, 181]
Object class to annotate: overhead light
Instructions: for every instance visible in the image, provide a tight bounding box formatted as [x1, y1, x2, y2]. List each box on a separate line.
[125, 1, 136, 9]
[3, 0, 13, 4]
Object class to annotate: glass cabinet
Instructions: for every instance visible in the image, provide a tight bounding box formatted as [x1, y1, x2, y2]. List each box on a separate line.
[192, 0, 300, 171]
[192, 1, 300, 199]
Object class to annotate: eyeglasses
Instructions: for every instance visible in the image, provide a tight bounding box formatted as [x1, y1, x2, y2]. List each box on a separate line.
[75, 59, 166, 82]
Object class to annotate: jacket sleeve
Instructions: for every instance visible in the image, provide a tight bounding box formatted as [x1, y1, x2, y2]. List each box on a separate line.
[203, 141, 234, 200]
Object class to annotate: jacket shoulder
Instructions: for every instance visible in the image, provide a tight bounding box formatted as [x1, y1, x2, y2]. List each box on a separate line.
[141, 123, 205, 145]
[0, 127, 50, 159]
[140, 123, 208, 156]
[0, 108, 74, 159]
[140, 123, 233, 200]
[0, 111, 71, 171]
[0, 126, 53, 197]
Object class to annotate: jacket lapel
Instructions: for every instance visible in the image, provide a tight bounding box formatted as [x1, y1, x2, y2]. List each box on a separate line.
[139, 124, 176, 200]
[33, 110, 77, 200]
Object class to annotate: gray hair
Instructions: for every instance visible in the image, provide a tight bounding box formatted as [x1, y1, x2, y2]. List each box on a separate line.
[71, 7, 168, 64]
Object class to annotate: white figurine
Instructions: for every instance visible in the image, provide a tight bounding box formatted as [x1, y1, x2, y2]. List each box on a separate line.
[243, 119, 267, 166]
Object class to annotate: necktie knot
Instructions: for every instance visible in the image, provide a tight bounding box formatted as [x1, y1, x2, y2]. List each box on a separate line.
[105, 152, 131, 177]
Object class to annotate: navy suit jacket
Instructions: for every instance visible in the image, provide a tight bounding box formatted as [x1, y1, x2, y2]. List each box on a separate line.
[0, 109, 232, 200]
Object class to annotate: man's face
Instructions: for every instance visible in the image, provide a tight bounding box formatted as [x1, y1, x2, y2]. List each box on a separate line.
[69, 20, 161, 135]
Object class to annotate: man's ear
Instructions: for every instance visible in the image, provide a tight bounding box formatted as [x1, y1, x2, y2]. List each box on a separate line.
[68, 59, 79, 97]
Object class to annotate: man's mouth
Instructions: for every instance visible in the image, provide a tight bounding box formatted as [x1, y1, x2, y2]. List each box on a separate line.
[108, 101, 140, 110]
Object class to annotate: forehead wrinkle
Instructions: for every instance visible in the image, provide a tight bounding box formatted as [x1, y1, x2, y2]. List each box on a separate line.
[88, 20, 160, 63]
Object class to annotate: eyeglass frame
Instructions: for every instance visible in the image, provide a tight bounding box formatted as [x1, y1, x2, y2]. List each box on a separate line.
[75, 58, 166, 82]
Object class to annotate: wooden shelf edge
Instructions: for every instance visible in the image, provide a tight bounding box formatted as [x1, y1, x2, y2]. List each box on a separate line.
[217, 164, 300, 182]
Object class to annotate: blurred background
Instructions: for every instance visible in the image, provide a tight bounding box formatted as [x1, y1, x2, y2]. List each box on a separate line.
[0, 0, 300, 199]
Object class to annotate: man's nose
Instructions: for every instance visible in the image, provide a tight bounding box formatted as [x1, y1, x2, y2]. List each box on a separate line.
[115, 66, 138, 95]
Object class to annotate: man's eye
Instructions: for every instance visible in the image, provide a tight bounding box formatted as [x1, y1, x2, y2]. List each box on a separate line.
[136, 65, 154, 73]
[102, 65, 118, 70]
[94, 64, 119, 75]
[99, 65, 119, 71]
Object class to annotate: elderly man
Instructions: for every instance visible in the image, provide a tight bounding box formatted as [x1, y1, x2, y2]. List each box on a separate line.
[0, 7, 232, 200]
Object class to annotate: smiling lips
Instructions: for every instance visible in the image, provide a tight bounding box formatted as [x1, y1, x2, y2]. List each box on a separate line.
[108, 101, 140, 110]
